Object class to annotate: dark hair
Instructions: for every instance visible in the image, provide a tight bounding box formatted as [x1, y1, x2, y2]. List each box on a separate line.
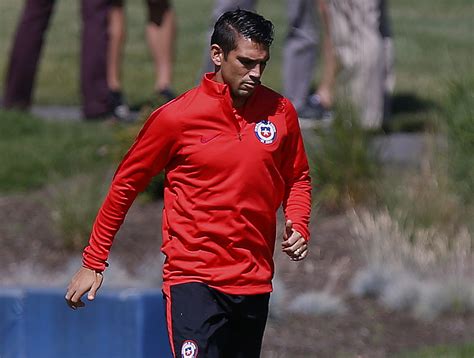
[210, 9, 274, 58]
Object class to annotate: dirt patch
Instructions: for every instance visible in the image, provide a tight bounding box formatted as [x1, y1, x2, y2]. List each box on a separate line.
[0, 192, 473, 357]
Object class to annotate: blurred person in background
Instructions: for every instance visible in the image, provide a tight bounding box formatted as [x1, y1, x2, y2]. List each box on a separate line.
[2, 0, 111, 119]
[202, 0, 334, 123]
[297, 0, 336, 123]
[306, 0, 395, 129]
[65, 9, 311, 357]
[106, 0, 177, 121]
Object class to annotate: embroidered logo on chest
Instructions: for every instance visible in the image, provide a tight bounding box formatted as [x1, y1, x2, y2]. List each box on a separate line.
[254, 120, 277, 144]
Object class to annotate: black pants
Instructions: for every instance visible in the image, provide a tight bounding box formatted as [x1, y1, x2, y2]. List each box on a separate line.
[3, 0, 110, 118]
[163, 282, 270, 358]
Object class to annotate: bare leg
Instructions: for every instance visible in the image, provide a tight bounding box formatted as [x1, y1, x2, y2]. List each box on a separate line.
[146, 7, 176, 93]
[107, 5, 126, 91]
[315, 0, 336, 109]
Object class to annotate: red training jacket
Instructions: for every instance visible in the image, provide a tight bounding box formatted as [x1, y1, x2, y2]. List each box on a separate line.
[83, 73, 312, 295]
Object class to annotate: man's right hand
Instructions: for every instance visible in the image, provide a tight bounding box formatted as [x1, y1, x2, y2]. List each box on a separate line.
[65, 266, 103, 310]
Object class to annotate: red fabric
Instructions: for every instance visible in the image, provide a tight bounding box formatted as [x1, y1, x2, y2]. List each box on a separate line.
[83, 73, 312, 295]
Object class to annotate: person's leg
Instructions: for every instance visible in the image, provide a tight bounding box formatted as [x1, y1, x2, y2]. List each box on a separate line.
[163, 282, 233, 357]
[380, 0, 395, 124]
[107, 2, 126, 92]
[3, 0, 55, 109]
[200, 0, 256, 75]
[105, 0, 131, 120]
[350, 0, 384, 129]
[283, 0, 318, 112]
[299, 0, 336, 122]
[314, 0, 336, 109]
[80, 0, 111, 118]
[226, 293, 270, 358]
[326, 0, 385, 129]
[145, 0, 176, 100]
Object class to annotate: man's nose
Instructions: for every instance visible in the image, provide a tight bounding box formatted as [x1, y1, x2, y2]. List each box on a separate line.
[249, 64, 263, 79]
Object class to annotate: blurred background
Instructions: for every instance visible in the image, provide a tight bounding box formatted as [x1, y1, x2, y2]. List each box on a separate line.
[0, 0, 473, 357]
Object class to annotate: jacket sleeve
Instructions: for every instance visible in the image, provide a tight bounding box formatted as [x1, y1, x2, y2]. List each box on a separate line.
[281, 99, 312, 241]
[83, 108, 181, 271]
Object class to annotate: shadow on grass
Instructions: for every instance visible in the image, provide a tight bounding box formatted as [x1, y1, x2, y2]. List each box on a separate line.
[391, 92, 437, 115]
[384, 92, 439, 133]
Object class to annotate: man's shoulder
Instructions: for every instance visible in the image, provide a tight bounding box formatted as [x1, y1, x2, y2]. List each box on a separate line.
[258, 84, 283, 100]
[149, 86, 202, 124]
[257, 85, 293, 114]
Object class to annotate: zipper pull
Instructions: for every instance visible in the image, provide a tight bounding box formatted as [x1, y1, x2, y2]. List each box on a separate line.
[238, 133, 242, 141]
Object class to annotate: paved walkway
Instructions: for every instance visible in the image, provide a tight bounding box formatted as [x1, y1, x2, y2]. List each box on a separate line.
[31, 105, 83, 122]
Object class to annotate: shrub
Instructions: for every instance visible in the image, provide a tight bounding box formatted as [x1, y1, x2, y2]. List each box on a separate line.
[310, 101, 380, 212]
[350, 210, 474, 320]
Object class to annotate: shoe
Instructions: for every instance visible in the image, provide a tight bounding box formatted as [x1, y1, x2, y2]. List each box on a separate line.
[129, 88, 177, 113]
[157, 88, 176, 103]
[109, 90, 133, 122]
[298, 94, 333, 129]
[298, 94, 333, 120]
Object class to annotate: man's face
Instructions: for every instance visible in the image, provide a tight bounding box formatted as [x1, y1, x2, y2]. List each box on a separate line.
[212, 35, 270, 106]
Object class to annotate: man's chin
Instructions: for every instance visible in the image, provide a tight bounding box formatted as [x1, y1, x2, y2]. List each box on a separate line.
[237, 88, 255, 98]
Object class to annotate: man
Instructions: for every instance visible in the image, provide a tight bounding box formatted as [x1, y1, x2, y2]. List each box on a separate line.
[3, 0, 110, 119]
[65, 9, 312, 357]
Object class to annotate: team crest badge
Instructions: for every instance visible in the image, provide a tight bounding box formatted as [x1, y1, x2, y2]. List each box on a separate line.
[181, 340, 198, 358]
[254, 120, 277, 144]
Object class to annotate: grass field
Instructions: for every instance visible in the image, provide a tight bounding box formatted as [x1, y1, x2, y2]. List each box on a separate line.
[0, 111, 114, 192]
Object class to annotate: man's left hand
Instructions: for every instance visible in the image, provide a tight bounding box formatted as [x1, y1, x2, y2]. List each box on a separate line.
[282, 220, 308, 261]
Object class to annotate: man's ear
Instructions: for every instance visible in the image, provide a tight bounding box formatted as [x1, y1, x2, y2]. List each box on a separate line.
[210, 44, 224, 67]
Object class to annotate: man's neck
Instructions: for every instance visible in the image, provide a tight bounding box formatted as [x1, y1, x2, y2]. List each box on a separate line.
[212, 72, 246, 109]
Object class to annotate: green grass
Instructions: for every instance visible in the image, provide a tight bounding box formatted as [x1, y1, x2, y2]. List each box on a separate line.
[0, 111, 115, 192]
[397, 342, 474, 358]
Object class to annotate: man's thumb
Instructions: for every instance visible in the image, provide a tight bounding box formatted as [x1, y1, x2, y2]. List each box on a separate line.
[285, 220, 293, 237]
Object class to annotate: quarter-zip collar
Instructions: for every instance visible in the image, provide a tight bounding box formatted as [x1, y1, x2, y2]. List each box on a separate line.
[200, 72, 260, 114]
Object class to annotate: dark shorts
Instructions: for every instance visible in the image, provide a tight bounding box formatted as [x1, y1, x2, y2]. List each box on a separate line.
[108, 0, 171, 26]
[163, 282, 270, 358]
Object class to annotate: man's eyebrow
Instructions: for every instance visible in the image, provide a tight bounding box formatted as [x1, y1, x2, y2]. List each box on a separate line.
[237, 55, 270, 62]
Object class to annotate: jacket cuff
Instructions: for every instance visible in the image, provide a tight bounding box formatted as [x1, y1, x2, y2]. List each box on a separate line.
[82, 249, 108, 272]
